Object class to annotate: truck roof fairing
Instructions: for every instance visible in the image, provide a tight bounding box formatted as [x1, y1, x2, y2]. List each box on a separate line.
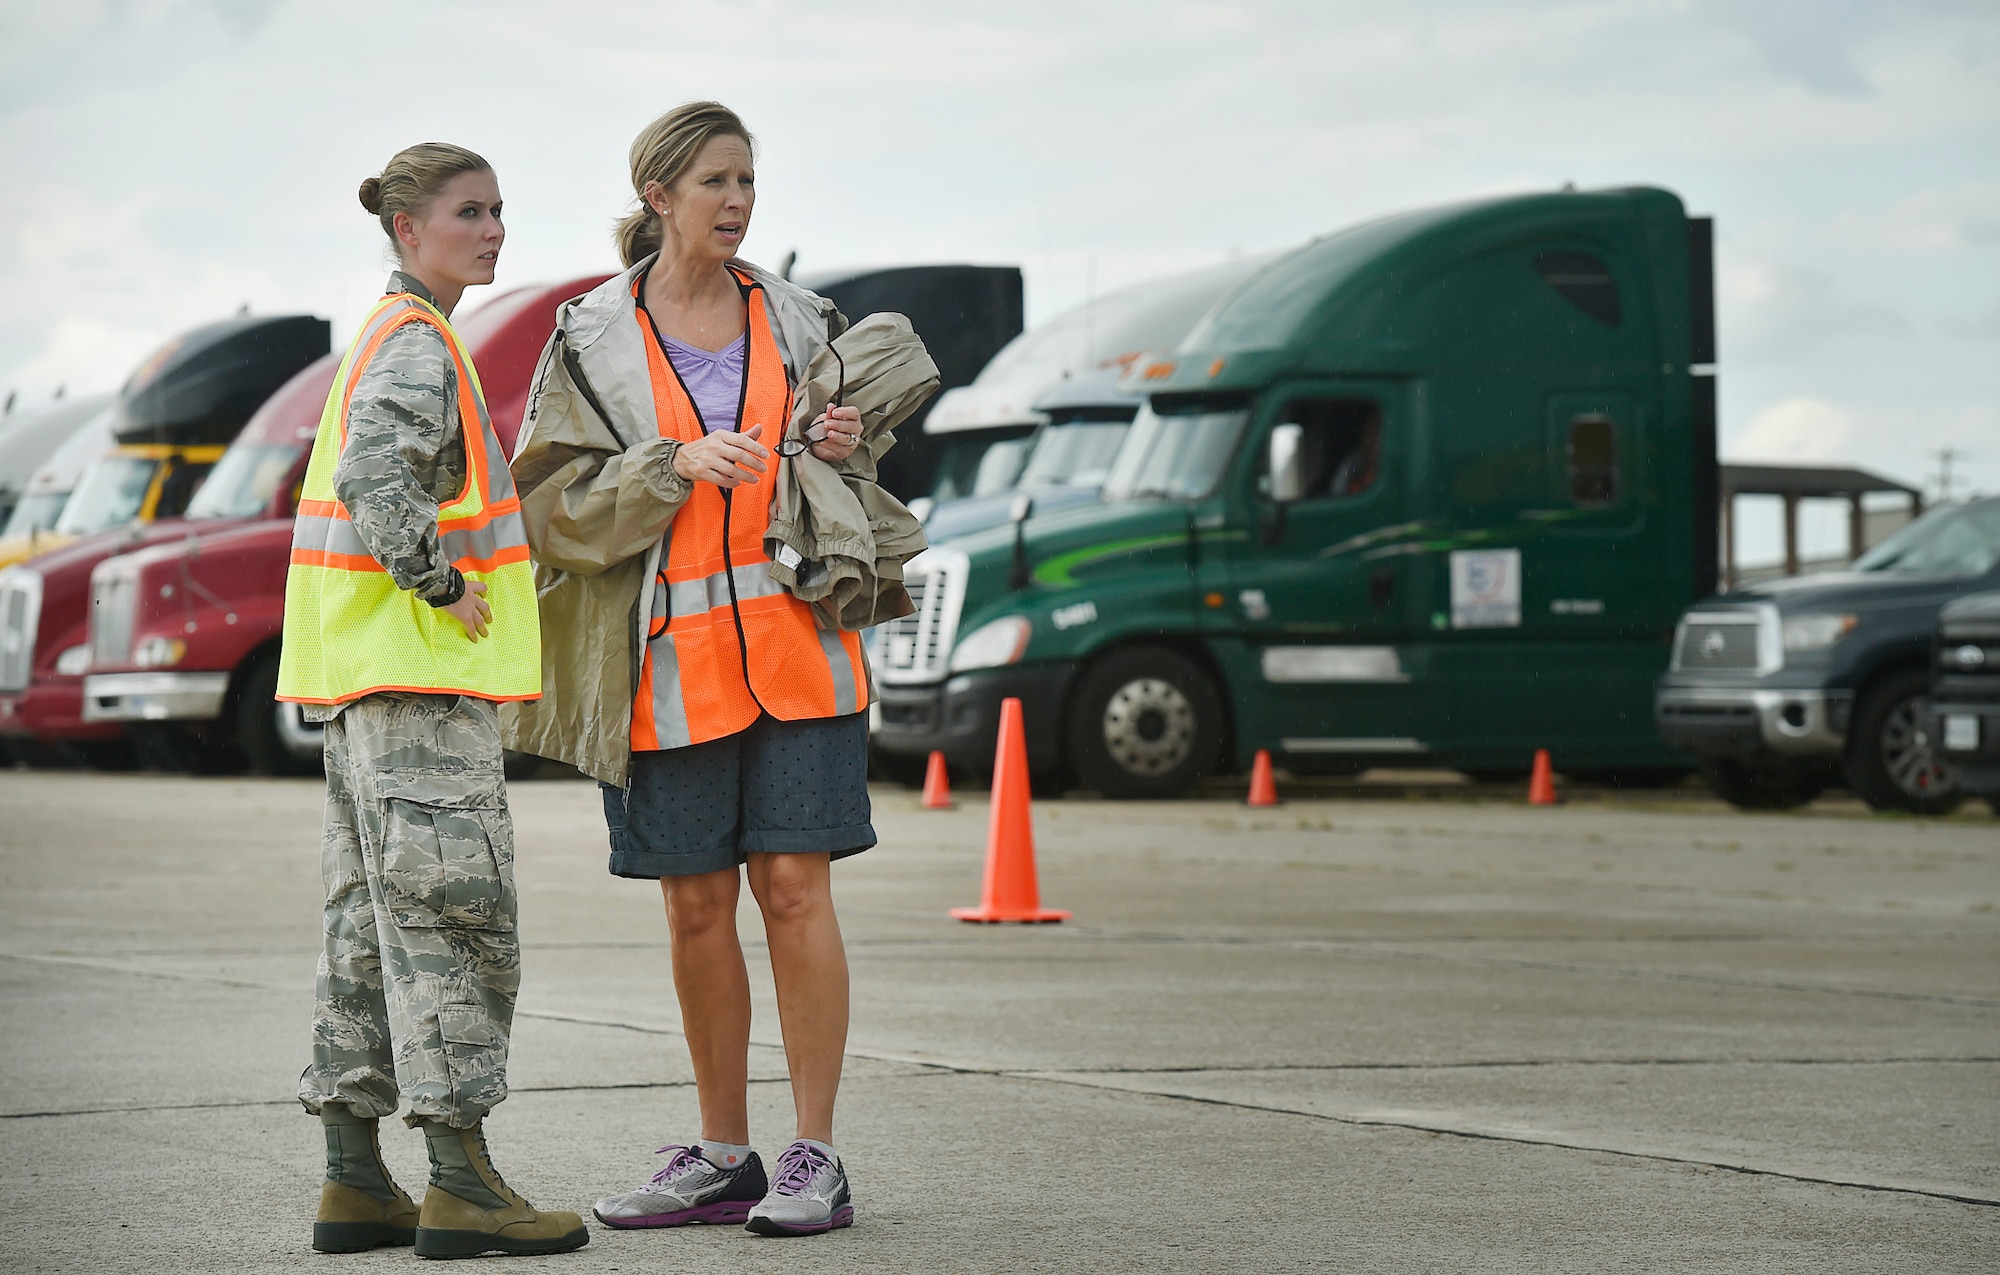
[115, 314, 332, 446]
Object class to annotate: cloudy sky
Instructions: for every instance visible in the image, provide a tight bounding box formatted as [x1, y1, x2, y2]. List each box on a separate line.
[2, 0, 1995, 558]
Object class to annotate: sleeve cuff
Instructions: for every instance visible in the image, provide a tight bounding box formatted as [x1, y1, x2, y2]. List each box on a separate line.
[423, 567, 467, 608]
[653, 438, 692, 503]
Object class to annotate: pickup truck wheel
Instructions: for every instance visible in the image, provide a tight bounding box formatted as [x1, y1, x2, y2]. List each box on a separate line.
[1066, 647, 1221, 799]
[1697, 759, 1824, 811]
[1844, 669, 1963, 815]
[236, 652, 322, 776]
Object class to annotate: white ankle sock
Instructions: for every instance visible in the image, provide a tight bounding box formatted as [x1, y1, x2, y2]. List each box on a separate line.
[699, 1139, 754, 1169]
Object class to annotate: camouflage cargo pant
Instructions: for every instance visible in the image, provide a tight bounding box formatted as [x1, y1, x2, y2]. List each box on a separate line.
[298, 692, 520, 1128]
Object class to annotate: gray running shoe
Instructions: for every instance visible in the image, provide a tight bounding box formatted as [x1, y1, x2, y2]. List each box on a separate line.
[593, 1144, 768, 1229]
[745, 1139, 853, 1236]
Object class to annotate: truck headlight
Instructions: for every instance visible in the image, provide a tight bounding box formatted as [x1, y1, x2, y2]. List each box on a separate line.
[133, 636, 187, 668]
[1781, 613, 1857, 651]
[948, 616, 1032, 673]
[54, 644, 92, 676]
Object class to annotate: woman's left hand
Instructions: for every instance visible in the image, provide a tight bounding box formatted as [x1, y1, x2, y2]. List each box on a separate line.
[809, 405, 863, 463]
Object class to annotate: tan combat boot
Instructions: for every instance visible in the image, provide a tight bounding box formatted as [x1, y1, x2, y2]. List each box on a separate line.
[415, 1120, 589, 1258]
[313, 1107, 419, 1253]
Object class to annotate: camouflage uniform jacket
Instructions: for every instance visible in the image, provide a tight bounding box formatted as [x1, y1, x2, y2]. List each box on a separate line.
[304, 272, 470, 723]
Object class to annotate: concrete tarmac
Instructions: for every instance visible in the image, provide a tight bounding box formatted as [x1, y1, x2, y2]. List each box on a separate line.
[0, 771, 1995, 1272]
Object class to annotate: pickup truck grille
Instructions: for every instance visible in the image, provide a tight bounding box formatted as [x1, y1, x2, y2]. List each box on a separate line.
[1671, 611, 1770, 674]
[91, 571, 138, 670]
[1936, 640, 2000, 702]
[0, 570, 42, 692]
[872, 549, 967, 686]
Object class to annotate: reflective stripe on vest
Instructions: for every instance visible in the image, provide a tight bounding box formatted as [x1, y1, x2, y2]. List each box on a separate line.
[275, 292, 541, 705]
[631, 266, 868, 751]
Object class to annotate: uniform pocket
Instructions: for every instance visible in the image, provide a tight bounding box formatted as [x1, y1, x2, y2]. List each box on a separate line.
[437, 1001, 510, 1120]
[375, 768, 517, 932]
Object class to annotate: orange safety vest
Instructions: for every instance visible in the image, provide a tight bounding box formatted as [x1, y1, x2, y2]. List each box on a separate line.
[276, 292, 540, 705]
[631, 266, 868, 751]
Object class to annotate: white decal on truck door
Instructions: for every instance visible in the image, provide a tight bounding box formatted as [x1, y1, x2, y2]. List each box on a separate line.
[1449, 549, 1521, 629]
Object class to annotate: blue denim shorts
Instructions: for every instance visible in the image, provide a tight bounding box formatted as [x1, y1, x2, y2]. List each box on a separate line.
[602, 711, 875, 879]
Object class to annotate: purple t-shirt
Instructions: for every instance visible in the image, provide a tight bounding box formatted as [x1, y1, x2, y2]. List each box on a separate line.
[658, 330, 747, 434]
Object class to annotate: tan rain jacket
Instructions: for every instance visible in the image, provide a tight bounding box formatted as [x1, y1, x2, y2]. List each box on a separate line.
[766, 312, 936, 631]
[500, 255, 925, 786]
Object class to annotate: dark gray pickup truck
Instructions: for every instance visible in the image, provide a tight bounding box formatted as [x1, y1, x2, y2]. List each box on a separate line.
[1930, 590, 2000, 813]
[1656, 496, 2000, 814]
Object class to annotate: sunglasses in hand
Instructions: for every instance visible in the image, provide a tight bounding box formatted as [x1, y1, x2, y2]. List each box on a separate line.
[776, 342, 849, 459]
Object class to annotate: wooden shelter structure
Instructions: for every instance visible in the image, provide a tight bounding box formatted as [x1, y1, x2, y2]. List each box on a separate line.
[1719, 463, 1923, 591]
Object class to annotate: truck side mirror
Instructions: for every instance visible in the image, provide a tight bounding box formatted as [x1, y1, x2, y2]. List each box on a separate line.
[1007, 492, 1035, 590]
[1268, 423, 1305, 504]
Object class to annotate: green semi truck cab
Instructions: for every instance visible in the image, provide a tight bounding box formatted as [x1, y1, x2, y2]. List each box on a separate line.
[870, 186, 1718, 797]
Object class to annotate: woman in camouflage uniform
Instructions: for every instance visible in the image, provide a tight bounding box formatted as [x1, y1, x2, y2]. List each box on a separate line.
[283, 143, 585, 1259]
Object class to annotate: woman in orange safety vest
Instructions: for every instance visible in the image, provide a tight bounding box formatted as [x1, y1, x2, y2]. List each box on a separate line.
[510, 102, 870, 1238]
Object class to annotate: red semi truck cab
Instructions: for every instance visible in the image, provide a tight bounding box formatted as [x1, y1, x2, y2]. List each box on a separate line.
[0, 315, 330, 764]
[77, 275, 610, 773]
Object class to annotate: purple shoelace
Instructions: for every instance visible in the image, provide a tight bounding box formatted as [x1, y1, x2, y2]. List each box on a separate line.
[769, 1142, 834, 1193]
[648, 1144, 705, 1186]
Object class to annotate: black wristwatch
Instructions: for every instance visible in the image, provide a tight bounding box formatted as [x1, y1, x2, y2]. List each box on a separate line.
[426, 567, 467, 609]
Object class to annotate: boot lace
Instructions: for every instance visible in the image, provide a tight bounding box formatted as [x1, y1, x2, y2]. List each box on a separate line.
[769, 1141, 835, 1195]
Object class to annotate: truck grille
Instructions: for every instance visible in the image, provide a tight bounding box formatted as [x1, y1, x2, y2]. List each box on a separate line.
[872, 549, 967, 686]
[1671, 610, 1774, 674]
[91, 569, 138, 670]
[0, 570, 43, 692]
[1936, 640, 2000, 703]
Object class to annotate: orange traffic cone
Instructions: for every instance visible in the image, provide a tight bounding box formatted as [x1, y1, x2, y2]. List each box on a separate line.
[1247, 748, 1279, 806]
[950, 697, 1070, 923]
[1527, 749, 1558, 805]
[920, 750, 954, 809]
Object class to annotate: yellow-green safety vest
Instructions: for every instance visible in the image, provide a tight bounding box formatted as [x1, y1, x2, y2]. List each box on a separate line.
[276, 292, 540, 705]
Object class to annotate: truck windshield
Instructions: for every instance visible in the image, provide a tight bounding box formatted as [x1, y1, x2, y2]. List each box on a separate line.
[1852, 501, 2000, 578]
[1016, 419, 1130, 490]
[185, 444, 299, 520]
[54, 454, 159, 536]
[930, 431, 1036, 502]
[3, 490, 67, 538]
[1101, 402, 1248, 501]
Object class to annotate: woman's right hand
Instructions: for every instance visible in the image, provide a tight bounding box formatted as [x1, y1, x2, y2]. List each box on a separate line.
[672, 423, 769, 488]
[443, 580, 491, 642]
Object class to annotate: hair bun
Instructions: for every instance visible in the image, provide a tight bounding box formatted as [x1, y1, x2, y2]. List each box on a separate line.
[357, 176, 385, 216]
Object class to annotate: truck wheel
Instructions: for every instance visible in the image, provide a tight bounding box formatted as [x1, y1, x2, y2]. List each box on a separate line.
[236, 652, 322, 776]
[74, 739, 139, 771]
[867, 741, 931, 789]
[129, 721, 242, 773]
[1844, 669, 1963, 815]
[1697, 759, 1825, 811]
[1065, 647, 1221, 799]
